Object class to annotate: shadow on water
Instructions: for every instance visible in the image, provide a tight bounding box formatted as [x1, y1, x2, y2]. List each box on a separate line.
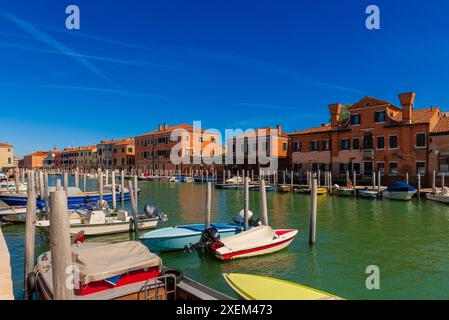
[2, 179, 449, 299]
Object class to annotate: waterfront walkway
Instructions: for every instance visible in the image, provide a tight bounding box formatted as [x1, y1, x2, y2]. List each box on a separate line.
[0, 227, 14, 300]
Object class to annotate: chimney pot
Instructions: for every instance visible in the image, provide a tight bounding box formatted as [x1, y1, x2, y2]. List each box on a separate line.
[399, 92, 416, 124]
[276, 124, 282, 136]
[328, 103, 343, 128]
[164, 123, 168, 130]
[158, 124, 163, 131]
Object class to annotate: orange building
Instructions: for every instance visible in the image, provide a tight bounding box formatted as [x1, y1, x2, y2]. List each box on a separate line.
[290, 92, 446, 186]
[135, 123, 222, 173]
[113, 138, 135, 170]
[226, 125, 290, 173]
[22, 151, 47, 169]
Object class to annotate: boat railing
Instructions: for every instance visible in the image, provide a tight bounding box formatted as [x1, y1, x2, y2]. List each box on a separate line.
[138, 274, 177, 300]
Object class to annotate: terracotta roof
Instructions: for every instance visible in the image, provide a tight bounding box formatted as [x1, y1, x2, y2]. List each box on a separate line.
[349, 96, 400, 111]
[113, 138, 135, 146]
[25, 151, 47, 157]
[137, 124, 206, 138]
[386, 107, 439, 124]
[63, 146, 96, 152]
[0, 143, 13, 147]
[289, 124, 331, 136]
[432, 115, 449, 133]
[233, 127, 288, 139]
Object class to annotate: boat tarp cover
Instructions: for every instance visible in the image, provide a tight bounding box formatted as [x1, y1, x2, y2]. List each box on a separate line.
[387, 182, 416, 192]
[220, 225, 276, 251]
[72, 241, 162, 285]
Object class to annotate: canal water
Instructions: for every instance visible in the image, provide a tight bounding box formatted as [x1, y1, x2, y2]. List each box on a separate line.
[2, 178, 449, 300]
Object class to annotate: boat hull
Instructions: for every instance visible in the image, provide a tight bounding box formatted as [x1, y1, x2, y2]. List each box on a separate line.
[214, 229, 298, 261]
[382, 191, 416, 201]
[426, 193, 449, 204]
[0, 192, 131, 209]
[359, 190, 378, 199]
[140, 223, 245, 252]
[334, 188, 354, 196]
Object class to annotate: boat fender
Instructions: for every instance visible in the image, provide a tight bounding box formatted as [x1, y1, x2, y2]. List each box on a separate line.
[161, 267, 184, 284]
[27, 271, 37, 293]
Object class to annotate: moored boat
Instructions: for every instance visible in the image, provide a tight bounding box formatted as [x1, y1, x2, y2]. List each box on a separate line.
[426, 187, 449, 204]
[207, 225, 298, 261]
[333, 184, 354, 196]
[382, 182, 417, 201]
[278, 185, 291, 193]
[359, 189, 378, 199]
[294, 187, 328, 195]
[223, 273, 342, 300]
[33, 241, 232, 300]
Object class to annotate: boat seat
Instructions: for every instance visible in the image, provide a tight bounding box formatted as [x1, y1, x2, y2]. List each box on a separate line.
[72, 241, 162, 285]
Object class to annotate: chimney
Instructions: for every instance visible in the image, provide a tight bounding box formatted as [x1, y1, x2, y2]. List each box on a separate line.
[399, 92, 416, 124]
[328, 103, 342, 128]
[158, 124, 163, 131]
[164, 123, 168, 130]
[276, 124, 282, 136]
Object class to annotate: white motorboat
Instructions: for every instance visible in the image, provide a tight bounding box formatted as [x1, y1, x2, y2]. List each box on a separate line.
[426, 187, 449, 204]
[333, 184, 354, 196]
[36, 205, 167, 236]
[359, 189, 379, 199]
[382, 182, 417, 201]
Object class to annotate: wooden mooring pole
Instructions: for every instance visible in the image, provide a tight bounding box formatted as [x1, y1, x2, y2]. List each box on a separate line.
[260, 180, 268, 226]
[244, 177, 249, 231]
[309, 178, 317, 245]
[49, 182, 73, 300]
[205, 182, 211, 228]
[23, 189, 36, 300]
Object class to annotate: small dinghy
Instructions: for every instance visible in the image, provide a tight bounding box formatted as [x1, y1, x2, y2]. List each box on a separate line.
[426, 187, 449, 204]
[140, 210, 260, 252]
[278, 185, 291, 193]
[333, 184, 354, 196]
[250, 184, 277, 192]
[223, 273, 342, 300]
[382, 182, 417, 201]
[37, 204, 167, 236]
[359, 188, 378, 199]
[294, 187, 328, 195]
[191, 225, 297, 261]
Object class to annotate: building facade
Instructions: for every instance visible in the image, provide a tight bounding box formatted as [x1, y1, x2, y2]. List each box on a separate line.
[429, 113, 449, 185]
[0, 143, 14, 169]
[226, 125, 290, 173]
[135, 123, 223, 173]
[290, 92, 445, 186]
[22, 151, 47, 169]
[43, 150, 61, 169]
[113, 138, 135, 171]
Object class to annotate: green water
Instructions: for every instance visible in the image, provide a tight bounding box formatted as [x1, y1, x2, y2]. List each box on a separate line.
[2, 180, 449, 300]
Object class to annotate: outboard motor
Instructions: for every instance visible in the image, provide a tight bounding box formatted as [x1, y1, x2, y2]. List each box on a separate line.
[143, 204, 168, 221]
[95, 199, 109, 211]
[184, 226, 221, 253]
[233, 209, 254, 225]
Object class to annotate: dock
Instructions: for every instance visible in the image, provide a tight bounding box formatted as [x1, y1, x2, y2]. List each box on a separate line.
[0, 227, 14, 300]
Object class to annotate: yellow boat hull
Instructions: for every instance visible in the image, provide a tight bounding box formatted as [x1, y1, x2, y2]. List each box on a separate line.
[223, 273, 342, 300]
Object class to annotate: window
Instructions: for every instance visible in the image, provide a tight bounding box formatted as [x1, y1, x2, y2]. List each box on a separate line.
[353, 163, 361, 174]
[293, 163, 302, 171]
[339, 163, 349, 173]
[293, 142, 301, 152]
[389, 136, 398, 149]
[374, 111, 386, 123]
[389, 162, 398, 175]
[416, 162, 426, 175]
[8, 157, 11, 164]
[439, 152, 449, 172]
[322, 140, 330, 151]
[282, 142, 287, 151]
[377, 136, 385, 149]
[340, 139, 350, 151]
[352, 138, 360, 150]
[377, 162, 385, 174]
[122, 148, 125, 153]
[128, 148, 132, 153]
[310, 141, 319, 152]
[350, 114, 361, 125]
[364, 133, 373, 149]
[185, 135, 189, 141]
[416, 133, 426, 147]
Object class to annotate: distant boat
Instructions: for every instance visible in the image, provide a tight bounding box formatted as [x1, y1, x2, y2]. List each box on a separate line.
[426, 187, 449, 204]
[278, 185, 291, 193]
[223, 273, 342, 300]
[249, 184, 277, 192]
[333, 185, 354, 197]
[359, 189, 378, 199]
[294, 187, 328, 195]
[382, 182, 417, 201]
[0, 185, 133, 209]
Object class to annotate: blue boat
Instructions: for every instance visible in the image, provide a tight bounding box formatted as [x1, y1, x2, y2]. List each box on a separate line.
[139, 223, 246, 252]
[382, 181, 417, 201]
[0, 186, 133, 210]
[193, 176, 216, 183]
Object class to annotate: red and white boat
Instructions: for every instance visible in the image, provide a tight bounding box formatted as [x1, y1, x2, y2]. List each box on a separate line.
[209, 225, 298, 261]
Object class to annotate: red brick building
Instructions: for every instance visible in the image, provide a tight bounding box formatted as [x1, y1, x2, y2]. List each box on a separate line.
[290, 92, 446, 186]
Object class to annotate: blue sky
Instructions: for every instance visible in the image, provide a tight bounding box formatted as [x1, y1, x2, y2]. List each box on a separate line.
[1, 0, 449, 156]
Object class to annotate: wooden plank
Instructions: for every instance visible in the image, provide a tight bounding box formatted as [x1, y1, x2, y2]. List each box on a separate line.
[0, 228, 14, 300]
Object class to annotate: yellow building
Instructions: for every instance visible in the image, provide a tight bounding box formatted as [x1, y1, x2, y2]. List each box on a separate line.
[0, 143, 14, 169]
